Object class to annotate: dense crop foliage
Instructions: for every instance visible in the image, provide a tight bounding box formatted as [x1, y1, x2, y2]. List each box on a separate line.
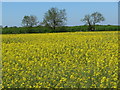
[1, 25, 119, 34]
[2, 31, 118, 88]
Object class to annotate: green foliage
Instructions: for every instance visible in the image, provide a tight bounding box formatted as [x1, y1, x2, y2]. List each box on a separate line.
[41, 7, 67, 30]
[2, 25, 119, 34]
[22, 15, 38, 27]
[81, 12, 105, 31]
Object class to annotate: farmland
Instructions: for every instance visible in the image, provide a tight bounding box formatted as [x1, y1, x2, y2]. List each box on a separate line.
[2, 31, 118, 88]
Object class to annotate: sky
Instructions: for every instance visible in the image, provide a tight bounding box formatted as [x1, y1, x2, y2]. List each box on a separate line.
[1, 0, 119, 2]
[2, 2, 118, 27]
[0, 2, 2, 26]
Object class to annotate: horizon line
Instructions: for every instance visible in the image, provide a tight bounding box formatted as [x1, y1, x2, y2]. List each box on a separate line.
[1, 24, 119, 27]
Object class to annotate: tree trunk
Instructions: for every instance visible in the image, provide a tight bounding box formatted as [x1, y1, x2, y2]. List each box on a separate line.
[93, 23, 95, 31]
[88, 20, 92, 31]
[53, 26, 55, 30]
[53, 20, 56, 30]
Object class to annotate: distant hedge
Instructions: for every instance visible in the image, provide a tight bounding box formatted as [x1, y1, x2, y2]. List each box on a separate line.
[1, 25, 119, 34]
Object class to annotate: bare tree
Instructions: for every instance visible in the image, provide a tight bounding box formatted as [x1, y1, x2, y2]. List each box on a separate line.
[41, 7, 67, 30]
[81, 12, 105, 31]
[81, 14, 93, 30]
[22, 15, 38, 27]
[91, 12, 105, 30]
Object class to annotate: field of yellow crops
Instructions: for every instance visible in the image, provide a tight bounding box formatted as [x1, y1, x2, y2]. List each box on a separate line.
[2, 31, 118, 88]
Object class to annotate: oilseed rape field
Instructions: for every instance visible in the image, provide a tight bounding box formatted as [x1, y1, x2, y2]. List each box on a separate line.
[2, 31, 118, 88]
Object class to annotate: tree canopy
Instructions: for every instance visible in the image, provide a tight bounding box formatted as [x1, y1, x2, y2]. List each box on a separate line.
[22, 15, 38, 27]
[81, 12, 105, 31]
[41, 7, 67, 29]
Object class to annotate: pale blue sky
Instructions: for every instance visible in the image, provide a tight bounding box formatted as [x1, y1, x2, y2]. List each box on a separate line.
[2, 2, 118, 27]
[0, 2, 2, 25]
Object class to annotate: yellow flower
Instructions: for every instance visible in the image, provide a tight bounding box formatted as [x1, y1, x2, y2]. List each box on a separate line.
[2, 31, 118, 88]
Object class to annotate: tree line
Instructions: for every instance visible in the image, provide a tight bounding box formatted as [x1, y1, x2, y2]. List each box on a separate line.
[21, 7, 105, 31]
[1, 7, 119, 34]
